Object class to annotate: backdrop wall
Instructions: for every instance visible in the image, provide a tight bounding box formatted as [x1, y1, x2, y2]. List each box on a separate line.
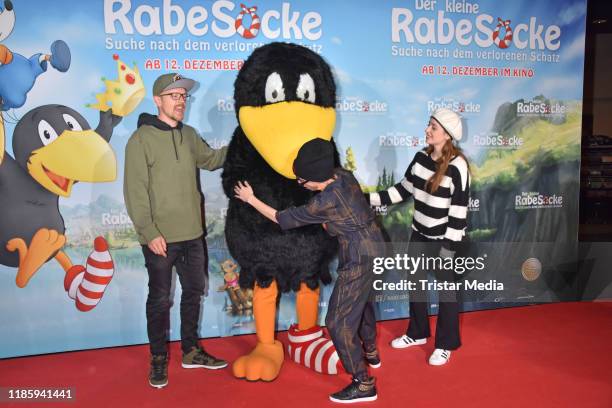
[0, 0, 586, 358]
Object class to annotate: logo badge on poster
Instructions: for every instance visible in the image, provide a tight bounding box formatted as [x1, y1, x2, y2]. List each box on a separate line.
[515, 192, 563, 210]
[105, 1, 324, 41]
[336, 97, 388, 115]
[427, 98, 481, 115]
[473, 132, 523, 149]
[379, 131, 426, 148]
[217, 97, 235, 113]
[373, 205, 388, 216]
[521, 258, 542, 281]
[468, 197, 480, 212]
[516, 100, 567, 117]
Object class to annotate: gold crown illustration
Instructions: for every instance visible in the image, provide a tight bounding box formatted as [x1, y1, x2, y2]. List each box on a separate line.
[88, 54, 145, 117]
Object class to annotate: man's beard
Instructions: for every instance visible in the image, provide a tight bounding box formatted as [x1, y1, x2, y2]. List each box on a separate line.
[167, 106, 185, 122]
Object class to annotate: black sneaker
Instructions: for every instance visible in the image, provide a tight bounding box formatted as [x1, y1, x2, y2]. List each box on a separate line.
[149, 354, 168, 389]
[329, 377, 377, 403]
[182, 346, 228, 369]
[364, 349, 381, 369]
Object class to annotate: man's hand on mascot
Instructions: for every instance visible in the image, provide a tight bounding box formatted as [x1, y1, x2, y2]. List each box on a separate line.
[148, 236, 167, 257]
[234, 181, 255, 204]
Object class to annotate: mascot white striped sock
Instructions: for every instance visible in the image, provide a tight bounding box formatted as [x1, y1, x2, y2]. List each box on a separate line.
[286, 324, 341, 375]
[64, 237, 114, 312]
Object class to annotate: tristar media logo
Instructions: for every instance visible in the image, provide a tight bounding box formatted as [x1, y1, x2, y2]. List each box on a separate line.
[515, 192, 563, 210]
[379, 132, 426, 148]
[336, 97, 388, 115]
[516, 100, 567, 117]
[105, 0, 324, 41]
[427, 97, 481, 115]
[472, 132, 523, 149]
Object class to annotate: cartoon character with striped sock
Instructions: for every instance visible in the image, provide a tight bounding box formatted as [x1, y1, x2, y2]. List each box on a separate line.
[0, 105, 121, 312]
[1, 53, 143, 311]
[0, 104, 125, 312]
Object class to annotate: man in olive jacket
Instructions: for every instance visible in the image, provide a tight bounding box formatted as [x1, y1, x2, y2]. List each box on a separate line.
[124, 73, 228, 389]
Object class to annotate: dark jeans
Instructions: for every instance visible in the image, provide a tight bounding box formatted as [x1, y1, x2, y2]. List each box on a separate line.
[406, 231, 461, 350]
[325, 231, 380, 381]
[142, 237, 207, 355]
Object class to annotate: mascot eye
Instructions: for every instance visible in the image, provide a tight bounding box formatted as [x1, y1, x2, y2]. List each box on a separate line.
[62, 114, 83, 131]
[265, 72, 285, 103]
[37, 120, 59, 146]
[296, 73, 316, 103]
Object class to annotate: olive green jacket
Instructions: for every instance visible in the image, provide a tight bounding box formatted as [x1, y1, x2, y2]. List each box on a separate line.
[124, 113, 227, 244]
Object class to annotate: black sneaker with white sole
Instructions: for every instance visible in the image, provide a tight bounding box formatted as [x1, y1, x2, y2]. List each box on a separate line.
[329, 377, 377, 404]
[149, 353, 168, 389]
[182, 346, 228, 369]
[364, 349, 381, 368]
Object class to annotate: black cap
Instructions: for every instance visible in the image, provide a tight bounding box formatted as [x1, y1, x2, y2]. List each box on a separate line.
[293, 139, 335, 182]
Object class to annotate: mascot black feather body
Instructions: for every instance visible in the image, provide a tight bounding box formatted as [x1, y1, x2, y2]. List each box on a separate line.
[222, 42, 342, 381]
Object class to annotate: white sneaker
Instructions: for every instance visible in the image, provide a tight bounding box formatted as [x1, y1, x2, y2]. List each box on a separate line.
[390, 335, 427, 349]
[429, 349, 451, 366]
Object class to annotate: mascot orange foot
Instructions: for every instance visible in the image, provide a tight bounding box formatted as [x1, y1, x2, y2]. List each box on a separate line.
[233, 281, 340, 381]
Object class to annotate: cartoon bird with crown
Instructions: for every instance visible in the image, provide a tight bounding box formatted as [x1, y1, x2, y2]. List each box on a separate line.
[0, 54, 144, 311]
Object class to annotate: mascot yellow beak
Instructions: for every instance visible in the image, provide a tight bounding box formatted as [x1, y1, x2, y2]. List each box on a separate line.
[27, 129, 117, 197]
[239, 101, 336, 179]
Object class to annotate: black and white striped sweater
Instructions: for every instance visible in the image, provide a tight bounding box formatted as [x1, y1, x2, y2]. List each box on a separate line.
[367, 150, 470, 249]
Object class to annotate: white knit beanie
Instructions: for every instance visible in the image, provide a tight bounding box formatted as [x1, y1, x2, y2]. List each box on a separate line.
[431, 108, 463, 141]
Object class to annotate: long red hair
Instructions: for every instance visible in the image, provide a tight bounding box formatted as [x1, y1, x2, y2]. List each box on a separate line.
[425, 140, 470, 193]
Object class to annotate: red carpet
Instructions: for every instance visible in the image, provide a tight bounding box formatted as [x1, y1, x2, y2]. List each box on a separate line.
[1, 302, 610, 408]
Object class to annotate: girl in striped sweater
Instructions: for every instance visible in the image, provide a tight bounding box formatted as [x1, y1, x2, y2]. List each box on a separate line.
[367, 108, 470, 366]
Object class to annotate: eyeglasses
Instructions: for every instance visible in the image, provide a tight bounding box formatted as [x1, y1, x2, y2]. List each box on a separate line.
[297, 178, 308, 185]
[160, 92, 191, 101]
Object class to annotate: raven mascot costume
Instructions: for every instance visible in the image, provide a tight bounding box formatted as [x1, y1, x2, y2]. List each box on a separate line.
[222, 42, 341, 381]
